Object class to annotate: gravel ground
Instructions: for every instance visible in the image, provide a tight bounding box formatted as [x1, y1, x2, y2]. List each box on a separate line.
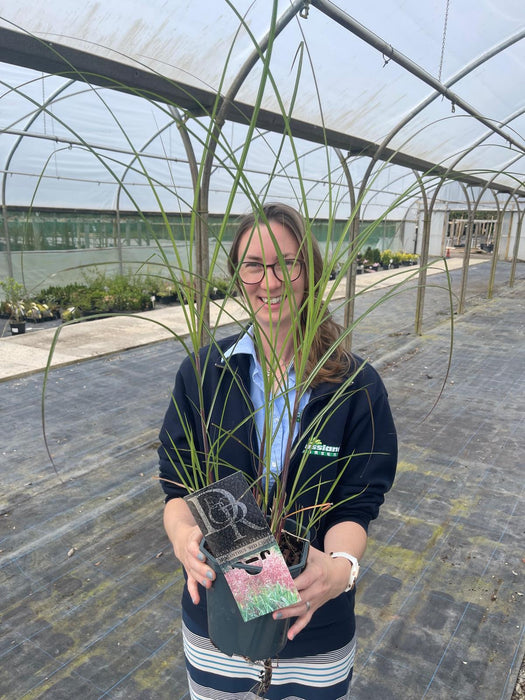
[3, 259, 524, 699]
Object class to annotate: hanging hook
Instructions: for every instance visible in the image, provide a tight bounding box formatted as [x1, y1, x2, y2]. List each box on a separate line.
[300, 1, 310, 19]
[382, 45, 394, 67]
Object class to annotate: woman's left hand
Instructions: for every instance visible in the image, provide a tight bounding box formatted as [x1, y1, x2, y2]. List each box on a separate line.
[272, 545, 350, 641]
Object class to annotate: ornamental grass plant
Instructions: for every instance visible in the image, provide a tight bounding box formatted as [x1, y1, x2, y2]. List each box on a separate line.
[29, 0, 456, 543]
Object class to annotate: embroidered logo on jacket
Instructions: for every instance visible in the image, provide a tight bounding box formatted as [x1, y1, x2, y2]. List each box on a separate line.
[303, 438, 340, 457]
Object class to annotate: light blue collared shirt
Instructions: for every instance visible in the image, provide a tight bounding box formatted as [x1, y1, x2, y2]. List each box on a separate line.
[226, 331, 311, 490]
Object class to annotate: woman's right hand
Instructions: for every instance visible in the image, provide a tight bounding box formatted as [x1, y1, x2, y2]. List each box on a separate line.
[164, 499, 215, 605]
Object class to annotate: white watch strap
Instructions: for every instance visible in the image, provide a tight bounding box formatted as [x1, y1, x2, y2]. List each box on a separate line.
[330, 551, 360, 592]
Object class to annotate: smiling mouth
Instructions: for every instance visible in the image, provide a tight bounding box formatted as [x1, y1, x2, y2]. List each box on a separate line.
[261, 296, 283, 305]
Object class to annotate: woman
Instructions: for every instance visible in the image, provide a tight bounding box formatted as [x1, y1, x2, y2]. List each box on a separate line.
[159, 203, 397, 699]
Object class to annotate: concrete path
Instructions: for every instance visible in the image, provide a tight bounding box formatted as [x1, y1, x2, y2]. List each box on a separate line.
[0, 256, 523, 699]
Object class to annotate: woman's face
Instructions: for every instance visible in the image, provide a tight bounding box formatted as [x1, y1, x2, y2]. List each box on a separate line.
[236, 220, 305, 341]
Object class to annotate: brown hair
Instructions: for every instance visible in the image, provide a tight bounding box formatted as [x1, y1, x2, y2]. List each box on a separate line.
[228, 203, 351, 386]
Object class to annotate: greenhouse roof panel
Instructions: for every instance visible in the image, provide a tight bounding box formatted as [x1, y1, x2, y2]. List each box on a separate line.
[0, 0, 523, 205]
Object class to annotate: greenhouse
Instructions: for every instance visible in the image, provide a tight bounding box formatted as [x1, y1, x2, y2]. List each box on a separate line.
[0, 0, 523, 296]
[0, 2, 524, 699]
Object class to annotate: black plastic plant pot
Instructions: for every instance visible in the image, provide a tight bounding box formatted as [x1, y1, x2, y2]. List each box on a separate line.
[200, 522, 310, 662]
[10, 321, 26, 335]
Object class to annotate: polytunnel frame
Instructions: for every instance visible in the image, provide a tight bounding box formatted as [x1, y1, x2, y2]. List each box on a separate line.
[417, 138, 525, 321]
[0, 78, 199, 280]
[1, 78, 77, 279]
[318, 0, 525, 336]
[183, 0, 525, 343]
[0, 0, 524, 345]
[1, 2, 524, 194]
[113, 113, 192, 278]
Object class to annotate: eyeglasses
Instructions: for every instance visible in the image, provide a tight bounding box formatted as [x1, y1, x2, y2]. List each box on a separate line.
[237, 259, 304, 284]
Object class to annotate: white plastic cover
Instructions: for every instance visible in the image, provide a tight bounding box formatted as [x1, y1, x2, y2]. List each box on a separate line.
[0, 0, 523, 214]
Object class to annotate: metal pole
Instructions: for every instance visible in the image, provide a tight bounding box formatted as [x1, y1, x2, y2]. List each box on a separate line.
[509, 209, 523, 288]
[487, 207, 503, 299]
[413, 172, 430, 336]
[1, 203, 13, 279]
[336, 149, 358, 350]
[457, 196, 473, 316]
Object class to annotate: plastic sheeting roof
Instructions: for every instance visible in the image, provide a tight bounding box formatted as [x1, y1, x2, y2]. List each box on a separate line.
[0, 0, 524, 214]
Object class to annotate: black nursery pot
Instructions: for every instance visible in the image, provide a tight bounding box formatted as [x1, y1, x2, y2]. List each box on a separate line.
[201, 521, 310, 662]
[9, 321, 26, 335]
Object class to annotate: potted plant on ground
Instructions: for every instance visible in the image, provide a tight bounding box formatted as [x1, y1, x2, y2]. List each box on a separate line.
[381, 249, 393, 270]
[26, 301, 54, 322]
[209, 276, 230, 300]
[0, 277, 27, 335]
[391, 251, 402, 268]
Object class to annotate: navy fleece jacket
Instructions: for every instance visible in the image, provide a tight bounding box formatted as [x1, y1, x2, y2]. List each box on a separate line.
[158, 333, 397, 655]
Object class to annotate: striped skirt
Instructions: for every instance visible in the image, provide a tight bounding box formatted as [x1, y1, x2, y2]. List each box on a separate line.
[182, 618, 355, 700]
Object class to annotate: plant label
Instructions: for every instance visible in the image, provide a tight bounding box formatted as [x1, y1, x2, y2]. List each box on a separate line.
[185, 472, 300, 621]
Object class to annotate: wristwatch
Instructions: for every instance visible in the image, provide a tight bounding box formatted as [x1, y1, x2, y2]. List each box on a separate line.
[330, 551, 360, 592]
